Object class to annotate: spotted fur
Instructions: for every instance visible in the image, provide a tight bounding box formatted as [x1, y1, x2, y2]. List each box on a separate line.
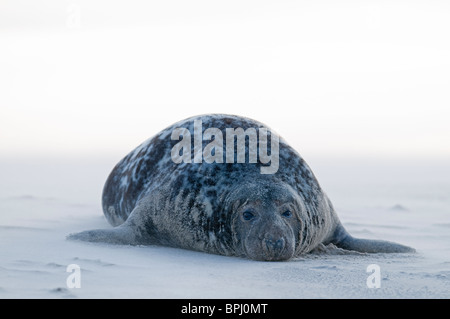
[68, 114, 415, 259]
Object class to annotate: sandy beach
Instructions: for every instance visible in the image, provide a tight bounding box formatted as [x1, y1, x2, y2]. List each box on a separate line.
[1, 157, 448, 298]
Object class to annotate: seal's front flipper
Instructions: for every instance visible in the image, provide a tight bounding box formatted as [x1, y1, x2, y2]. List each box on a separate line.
[66, 224, 137, 245]
[67, 201, 160, 245]
[330, 224, 415, 253]
[335, 235, 416, 253]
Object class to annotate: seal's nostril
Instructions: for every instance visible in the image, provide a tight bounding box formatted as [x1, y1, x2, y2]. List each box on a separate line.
[275, 238, 285, 250]
[265, 237, 285, 252]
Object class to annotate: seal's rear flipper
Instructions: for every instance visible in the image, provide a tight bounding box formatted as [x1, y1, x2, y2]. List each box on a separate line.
[330, 224, 415, 253]
[67, 224, 137, 245]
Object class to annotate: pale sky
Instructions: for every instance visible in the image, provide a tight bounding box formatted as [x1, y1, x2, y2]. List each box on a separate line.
[1, 1, 449, 159]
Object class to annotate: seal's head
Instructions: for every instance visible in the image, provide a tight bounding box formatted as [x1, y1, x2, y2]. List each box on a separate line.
[227, 179, 303, 261]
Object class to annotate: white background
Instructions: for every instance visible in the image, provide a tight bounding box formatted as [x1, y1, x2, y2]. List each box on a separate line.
[1, 0, 449, 160]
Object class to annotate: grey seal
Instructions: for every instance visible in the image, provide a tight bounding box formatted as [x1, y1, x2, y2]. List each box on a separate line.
[67, 114, 414, 261]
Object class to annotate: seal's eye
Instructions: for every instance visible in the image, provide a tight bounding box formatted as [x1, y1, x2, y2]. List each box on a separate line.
[282, 210, 292, 218]
[242, 210, 255, 221]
